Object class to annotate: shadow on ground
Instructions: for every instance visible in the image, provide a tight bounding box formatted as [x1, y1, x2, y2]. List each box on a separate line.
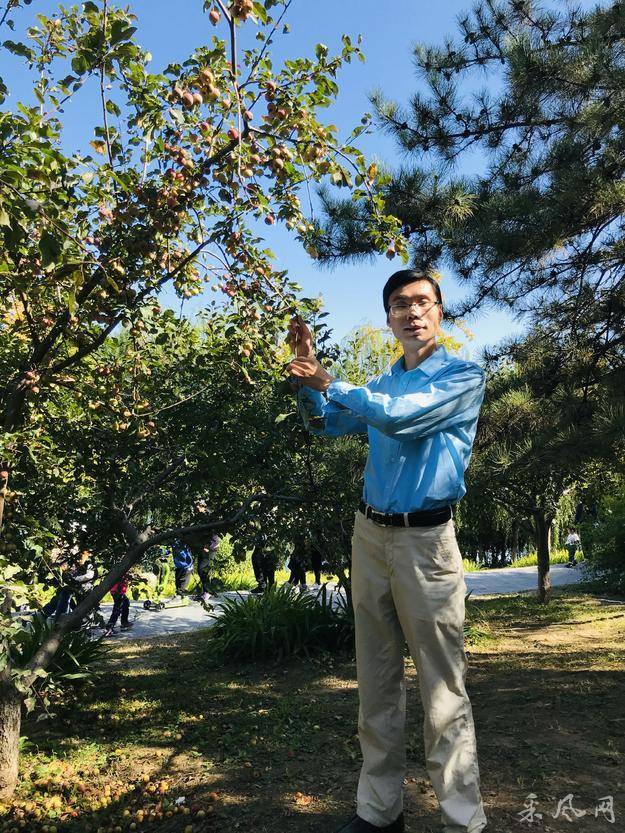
[9, 592, 625, 833]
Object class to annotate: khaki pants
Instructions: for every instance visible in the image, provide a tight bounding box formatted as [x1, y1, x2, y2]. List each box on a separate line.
[351, 511, 487, 833]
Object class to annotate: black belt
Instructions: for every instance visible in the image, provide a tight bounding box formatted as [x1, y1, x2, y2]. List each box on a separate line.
[359, 499, 452, 528]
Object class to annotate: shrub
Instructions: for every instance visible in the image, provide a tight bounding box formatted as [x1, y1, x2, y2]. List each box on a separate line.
[205, 584, 354, 663]
[10, 614, 109, 708]
[581, 490, 625, 594]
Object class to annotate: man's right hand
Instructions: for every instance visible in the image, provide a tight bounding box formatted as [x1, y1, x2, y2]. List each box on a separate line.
[287, 315, 314, 358]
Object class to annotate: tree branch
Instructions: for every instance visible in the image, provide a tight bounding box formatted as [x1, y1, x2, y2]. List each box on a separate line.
[124, 455, 185, 517]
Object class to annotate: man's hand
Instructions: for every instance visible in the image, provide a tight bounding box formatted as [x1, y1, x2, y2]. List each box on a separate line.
[289, 354, 334, 392]
[286, 315, 334, 393]
[286, 315, 314, 358]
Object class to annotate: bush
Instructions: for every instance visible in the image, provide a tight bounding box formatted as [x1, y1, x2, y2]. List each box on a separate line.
[581, 490, 625, 594]
[10, 614, 109, 706]
[205, 584, 354, 663]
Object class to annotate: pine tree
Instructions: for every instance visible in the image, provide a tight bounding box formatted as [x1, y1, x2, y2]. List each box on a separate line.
[472, 322, 623, 600]
[319, 0, 625, 359]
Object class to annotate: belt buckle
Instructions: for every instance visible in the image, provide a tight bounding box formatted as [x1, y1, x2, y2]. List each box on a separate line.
[372, 509, 390, 526]
[369, 508, 381, 524]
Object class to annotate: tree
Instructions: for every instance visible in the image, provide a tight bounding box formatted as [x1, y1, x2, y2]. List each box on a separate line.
[0, 0, 403, 797]
[468, 321, 625, 600]
[312, 0, 625, 596]
[317, 0, 625, 371]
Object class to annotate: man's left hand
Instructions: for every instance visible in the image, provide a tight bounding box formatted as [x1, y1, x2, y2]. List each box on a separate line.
[288, 355, 334, 393]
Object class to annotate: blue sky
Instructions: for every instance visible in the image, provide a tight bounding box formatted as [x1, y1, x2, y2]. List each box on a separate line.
[3, 0, 596, 360]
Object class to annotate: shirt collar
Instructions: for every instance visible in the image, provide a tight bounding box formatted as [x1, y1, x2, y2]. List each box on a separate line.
[391, 343, 449, 377]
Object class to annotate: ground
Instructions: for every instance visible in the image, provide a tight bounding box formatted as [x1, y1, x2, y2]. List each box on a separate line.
[5, 588, 625, 833]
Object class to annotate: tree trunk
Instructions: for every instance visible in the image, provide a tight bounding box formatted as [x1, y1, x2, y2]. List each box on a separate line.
[510, 522, 519, 562]
[533, 512, 552, 603]
[0, 680, 21, 800]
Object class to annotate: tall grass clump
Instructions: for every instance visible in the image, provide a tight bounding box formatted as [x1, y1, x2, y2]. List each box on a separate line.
[205, 584, 354, 663]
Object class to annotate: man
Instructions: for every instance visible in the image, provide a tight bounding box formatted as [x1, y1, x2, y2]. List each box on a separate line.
[43, 548, 96, 621]
[564, 527, 581, 567]
[172, 539, 194, 595]
[251, 529, 279, 593]
[287, 269, 488, 833]
[198, 532, 220, 599]
[184, 501, 220, 603]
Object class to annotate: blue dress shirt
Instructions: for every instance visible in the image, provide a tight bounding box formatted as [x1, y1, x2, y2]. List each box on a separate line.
[298, 344, 485, 513]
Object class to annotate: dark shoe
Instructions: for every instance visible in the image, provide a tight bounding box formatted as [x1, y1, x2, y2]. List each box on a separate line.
[335, 813, 404, 833]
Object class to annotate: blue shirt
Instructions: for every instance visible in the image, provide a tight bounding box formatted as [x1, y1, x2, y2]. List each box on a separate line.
[298, 344, 485, 513]
[173, 546, 193, 570]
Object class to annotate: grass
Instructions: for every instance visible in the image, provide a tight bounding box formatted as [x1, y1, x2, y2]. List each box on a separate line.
[205, 584, 354, 662]
[6, 587, 625, 833]
[508, 547, 580, 568]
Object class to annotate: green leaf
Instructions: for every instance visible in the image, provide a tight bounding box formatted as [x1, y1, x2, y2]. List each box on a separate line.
[105, 99, 121, 116]
[253, 2, 268, 24]
[3, 40, 33, 60]
[0, 204, 10, 226]
[39, 230, 62, 267]
[110, 21, 137, 45]
[71, 54, 89, 75]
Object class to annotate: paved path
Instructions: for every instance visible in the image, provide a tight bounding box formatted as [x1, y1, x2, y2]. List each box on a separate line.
[100, 563, 588, 640]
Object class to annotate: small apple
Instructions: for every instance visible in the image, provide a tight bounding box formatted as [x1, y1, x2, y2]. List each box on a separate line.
[209, 7, 220, 24]
[227, 127, 240, 141]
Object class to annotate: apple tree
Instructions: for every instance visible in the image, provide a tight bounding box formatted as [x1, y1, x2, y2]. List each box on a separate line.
[0, 0, 404, 797]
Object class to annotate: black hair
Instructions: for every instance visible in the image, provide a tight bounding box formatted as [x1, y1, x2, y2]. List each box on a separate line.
[382, 269, 443, 313]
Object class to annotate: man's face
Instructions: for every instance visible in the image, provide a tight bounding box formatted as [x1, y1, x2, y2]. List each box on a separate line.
[386, 280, 443, 349]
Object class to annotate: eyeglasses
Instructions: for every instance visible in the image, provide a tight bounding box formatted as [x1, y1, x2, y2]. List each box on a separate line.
[388, 300, 441, 318]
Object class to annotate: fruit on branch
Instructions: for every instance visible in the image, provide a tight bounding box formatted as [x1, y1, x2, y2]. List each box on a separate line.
[227, 127, 240, 141]
[231, 0, 254, 21]
[209, 7, 221, 24]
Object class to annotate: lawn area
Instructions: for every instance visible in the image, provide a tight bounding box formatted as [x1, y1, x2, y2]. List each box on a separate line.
[5, 589, 625, 833]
